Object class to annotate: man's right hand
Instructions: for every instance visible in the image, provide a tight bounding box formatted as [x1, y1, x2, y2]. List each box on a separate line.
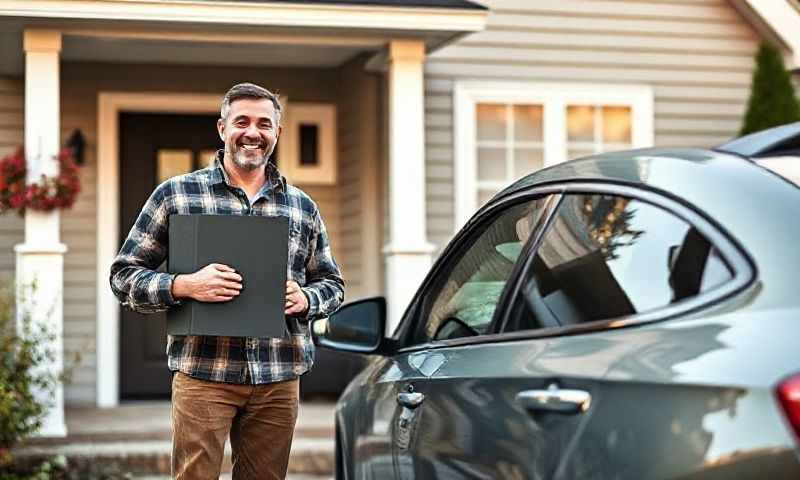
[172, 263, 243, 302]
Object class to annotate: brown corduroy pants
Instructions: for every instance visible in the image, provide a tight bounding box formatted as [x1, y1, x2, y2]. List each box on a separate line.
[170, 372, 299, 480]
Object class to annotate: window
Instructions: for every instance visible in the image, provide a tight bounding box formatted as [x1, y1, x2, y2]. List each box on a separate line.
[476, 104, 544, 206]
[281, 103, 336, 185]
[414, 197, 551, 344]
[156, 149, 217, 183]
[454, 82, 653, 227]
[566, 105, 632, 160]
[506, 194, 732, 332]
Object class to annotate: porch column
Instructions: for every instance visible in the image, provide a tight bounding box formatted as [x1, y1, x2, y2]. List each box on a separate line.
[383, 40, 435, 334]
[15, 29, 67, 437]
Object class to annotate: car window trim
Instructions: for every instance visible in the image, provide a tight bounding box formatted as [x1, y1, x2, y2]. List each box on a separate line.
[392, 191, 560, 349]
[395, 180, 756, 354]
[499, 181, 755, 335]
[485, 193, 563, 334]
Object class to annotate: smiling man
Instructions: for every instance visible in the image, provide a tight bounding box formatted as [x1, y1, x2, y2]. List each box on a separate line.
[109, 83, 344, 480]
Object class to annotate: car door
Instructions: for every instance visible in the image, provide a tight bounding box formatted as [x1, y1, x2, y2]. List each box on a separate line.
[385, 194, 558, 479]
[494, 187, 787, 479]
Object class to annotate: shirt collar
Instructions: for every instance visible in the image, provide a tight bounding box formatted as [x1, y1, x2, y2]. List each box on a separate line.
[210, 149, 286, 193]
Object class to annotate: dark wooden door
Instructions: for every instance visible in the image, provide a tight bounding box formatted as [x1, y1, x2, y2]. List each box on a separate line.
[119, 113, 221, 399]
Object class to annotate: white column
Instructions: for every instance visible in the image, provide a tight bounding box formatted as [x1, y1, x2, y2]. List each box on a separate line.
[383, 40, 435, 334]
[15, 29, 67, 437]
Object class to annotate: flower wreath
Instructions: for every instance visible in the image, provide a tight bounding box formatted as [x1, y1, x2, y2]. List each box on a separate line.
[0, 148, 81, 215]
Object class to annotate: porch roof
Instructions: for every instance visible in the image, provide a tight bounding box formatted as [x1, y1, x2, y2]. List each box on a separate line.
[0, 0, 489, 75]
[215, 0, 487, 9]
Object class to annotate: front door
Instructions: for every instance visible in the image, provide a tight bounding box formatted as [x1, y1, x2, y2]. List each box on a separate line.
[119, 112, 221, 399]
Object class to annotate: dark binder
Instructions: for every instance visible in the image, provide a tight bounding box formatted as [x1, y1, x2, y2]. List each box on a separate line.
[167, 214, 288, 338]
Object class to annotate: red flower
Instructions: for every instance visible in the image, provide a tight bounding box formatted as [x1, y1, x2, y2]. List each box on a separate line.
[0, 147, 81, 215]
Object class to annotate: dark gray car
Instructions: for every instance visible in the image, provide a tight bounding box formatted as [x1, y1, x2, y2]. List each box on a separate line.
[315, 123, 800, 479]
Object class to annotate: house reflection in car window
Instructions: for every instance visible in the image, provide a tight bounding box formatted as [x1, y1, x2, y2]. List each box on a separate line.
[516, 194, 732, 330]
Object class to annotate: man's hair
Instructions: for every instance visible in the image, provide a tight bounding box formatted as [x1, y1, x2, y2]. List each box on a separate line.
[220, 82, 282, 124]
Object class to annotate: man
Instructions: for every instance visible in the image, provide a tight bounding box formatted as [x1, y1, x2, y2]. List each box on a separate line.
[109, 82, 344, 479]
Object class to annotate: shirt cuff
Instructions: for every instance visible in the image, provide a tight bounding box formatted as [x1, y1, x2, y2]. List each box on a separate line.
[160, 272, 182, 307]
[301, 287, 320, 321]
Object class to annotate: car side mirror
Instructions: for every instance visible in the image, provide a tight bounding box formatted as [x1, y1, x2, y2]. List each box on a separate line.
[312, 297, 387, 354]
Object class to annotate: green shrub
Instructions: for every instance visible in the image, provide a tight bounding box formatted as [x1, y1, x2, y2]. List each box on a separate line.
[740, 42, 800, 135]
[0, 282, 60, 478]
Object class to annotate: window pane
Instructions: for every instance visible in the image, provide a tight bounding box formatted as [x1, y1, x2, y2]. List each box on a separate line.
[567, 105, 595, 142]
[602, 106, 632, 143]
[477, 103, 507, 141]
[419, 198, 550, 343]
[512, 194, 732, 330]
[567, 149, 595, 160]
[514, 148, 544, 178]
[199, 149, 217, 169]
[514, 105, 543, 142]
[299, 124, 319, 166]
[478, 147, 507, 182]
[157, 149, 193, 183]
[478, 188, 497, 208]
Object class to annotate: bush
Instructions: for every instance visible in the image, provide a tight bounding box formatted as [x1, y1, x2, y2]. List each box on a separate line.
[0, 282, 61, 478]
[740, 42, 800, 135]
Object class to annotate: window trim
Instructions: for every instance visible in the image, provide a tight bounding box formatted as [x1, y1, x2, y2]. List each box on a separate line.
[395, 181, 755, 354]
[281, 102, 337, 185]
[392, 192, 559, 350]
[498, 182, 755, 337]
[453, 81, 654, 230]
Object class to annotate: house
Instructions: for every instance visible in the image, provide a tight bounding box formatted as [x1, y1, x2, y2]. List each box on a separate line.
[0, 0, 797, 437]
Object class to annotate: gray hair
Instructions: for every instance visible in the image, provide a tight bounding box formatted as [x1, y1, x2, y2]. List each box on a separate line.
[220, 82, 282, 125]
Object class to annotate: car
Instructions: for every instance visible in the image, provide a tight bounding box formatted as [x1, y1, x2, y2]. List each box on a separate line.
[313, 122, 800, 479]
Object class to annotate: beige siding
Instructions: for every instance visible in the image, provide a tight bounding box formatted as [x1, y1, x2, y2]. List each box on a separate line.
[56, 62, 345, 405]
[336, 56, 383, 300]
[424, 0, 760, 251]
[0, 78, 23, 280]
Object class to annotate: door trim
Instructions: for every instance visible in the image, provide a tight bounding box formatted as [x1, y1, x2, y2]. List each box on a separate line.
[96, 92, 220, 407]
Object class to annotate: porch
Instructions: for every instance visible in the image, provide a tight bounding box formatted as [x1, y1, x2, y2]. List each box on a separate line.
[0, 0, 488, 437]
[15, 401, 336, 477]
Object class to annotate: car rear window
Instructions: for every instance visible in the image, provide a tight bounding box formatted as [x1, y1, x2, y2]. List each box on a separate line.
[510, 194, 732, 330]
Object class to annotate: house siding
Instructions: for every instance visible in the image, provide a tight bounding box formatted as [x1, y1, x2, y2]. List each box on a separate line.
[9, 62, 348, 405]
[0, 77, 23, 281]
[337, 56, 383, 300]
[424, 0, 760, 251]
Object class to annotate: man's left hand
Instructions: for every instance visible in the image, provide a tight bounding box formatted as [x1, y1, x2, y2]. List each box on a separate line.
[285, 281, 309, 316]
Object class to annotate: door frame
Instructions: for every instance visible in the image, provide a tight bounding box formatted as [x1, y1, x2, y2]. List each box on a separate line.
[96, 92, 221, 407]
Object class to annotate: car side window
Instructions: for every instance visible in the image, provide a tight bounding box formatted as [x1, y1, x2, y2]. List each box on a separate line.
[507, 194, 733, 331]
[414, 197, 550, 344]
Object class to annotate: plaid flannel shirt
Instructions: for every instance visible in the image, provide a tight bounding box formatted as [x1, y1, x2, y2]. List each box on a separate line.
[109, 152, 344, 384]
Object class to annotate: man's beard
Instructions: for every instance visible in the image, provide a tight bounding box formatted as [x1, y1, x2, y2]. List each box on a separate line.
[228, 142, 275, 171]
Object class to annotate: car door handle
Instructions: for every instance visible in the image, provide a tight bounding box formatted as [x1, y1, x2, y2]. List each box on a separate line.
[397, 392, 426, 409]
[516, 384, 591, 414]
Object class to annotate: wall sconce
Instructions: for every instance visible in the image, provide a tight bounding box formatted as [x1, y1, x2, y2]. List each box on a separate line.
[66, 129, 86, 166]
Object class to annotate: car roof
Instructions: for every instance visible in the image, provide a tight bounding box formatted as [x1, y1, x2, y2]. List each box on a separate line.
[497, 147, 772, 203]
[715, 121, 800, 158]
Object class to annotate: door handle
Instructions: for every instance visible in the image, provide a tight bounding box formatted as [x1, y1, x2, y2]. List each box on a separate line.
[397, 392, 425, 409]
[516, 384, 591, 414]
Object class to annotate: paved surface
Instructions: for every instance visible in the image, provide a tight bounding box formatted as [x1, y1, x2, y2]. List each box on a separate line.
[16, 400, 337, 476]
[64, 400, 335, 437]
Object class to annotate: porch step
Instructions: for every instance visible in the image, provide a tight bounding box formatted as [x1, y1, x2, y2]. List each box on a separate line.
[12, 401, 336, 477]
[14, 437, 334, 476]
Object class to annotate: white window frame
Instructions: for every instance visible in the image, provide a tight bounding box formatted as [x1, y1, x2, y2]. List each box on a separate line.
[282, 102, 337, 185]
[453, 81, 654, 228]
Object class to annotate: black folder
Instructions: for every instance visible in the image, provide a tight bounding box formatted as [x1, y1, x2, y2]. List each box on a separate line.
[167, 214, 288, 338]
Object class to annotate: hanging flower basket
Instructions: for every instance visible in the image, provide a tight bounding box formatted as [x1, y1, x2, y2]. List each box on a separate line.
[0, 148, 81, 215]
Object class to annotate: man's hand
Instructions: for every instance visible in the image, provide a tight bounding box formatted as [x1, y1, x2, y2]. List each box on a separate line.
[285, 281, 309, 316]
[172, 263, 242, 302]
